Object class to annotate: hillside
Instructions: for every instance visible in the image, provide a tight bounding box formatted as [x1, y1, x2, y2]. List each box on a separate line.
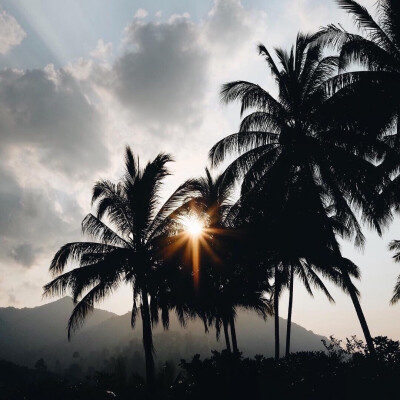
[0, 297, 327, 374]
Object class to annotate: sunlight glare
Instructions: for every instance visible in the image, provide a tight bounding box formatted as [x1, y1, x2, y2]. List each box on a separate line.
[183, 215, 204, 237]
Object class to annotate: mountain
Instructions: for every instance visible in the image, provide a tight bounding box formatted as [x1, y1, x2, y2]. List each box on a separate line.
[0, 297, 114, 366]
[0, 297, 328, 375]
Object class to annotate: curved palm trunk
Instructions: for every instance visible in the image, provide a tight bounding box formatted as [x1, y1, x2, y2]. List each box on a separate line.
[229, 314, 239, 353]
[141, 291, 156, 387]
[274, 264, 280, 361]
[223, 319, 232, 352]
[285, 264, 294, 357]
[311, 176, 377, 358]
[342, 270, 376, 357]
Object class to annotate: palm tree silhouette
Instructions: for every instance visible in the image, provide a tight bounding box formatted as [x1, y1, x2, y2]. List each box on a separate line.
[186, 168, 239, 352]
[231, 168, 361, 359]
[161, 168, 271, 353]
[209, 33, 382, 357]
[43, 147, 193, 387]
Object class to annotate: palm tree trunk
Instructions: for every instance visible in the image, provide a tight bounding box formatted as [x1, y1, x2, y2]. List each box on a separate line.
[229, 314, 239, 353]
[223, 319, 232, 352]
[141, 291, 156, 387]
[274, 264, 280, 361]
[285, 264, 294, 357]
[342, 270, 376, 357]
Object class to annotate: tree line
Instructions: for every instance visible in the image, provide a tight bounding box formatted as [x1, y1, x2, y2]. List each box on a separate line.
[43, 0, 400, 391]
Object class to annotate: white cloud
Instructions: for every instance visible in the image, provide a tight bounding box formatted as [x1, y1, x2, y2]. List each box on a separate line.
[204, 0, 267, 53]
[90, 39, 113, 60]
[134, 8, 148, 19]
[65, 57, 94, 80]
[0, 9, 26, 54]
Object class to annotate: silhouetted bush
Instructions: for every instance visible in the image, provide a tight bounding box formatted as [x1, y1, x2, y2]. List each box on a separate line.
[1, 336, 399, 399]
[171, 336, 400, 400]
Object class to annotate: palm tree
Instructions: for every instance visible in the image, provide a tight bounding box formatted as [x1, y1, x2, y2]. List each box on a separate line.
[43, 147, 193, 387]
[162, 168, 272, 353]
[187, 168, 239, 352]
[209, 33, 384, 356]
[232, 169, 360, 359]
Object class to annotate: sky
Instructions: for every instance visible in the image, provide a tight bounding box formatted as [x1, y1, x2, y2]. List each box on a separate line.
[1, 0, 400, 341]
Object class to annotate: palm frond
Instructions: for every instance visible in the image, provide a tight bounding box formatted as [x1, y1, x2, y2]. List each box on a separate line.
[125, 146, 139, 181]
[92, 179, 132, 235]
[220, 81, 286, 117]
[258, 44, 281, 82]
[49, 242, 121, 276]
[82, 213, 130, 247]
[147, 178, 200, 241]
[390, 275, 400, 304]
[67, 277, 121, 339]
[337, 0, 396, 53]
[209, 131, 279, 167]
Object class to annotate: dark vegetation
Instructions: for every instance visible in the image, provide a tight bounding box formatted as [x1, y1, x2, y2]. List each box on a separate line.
[1, 336, 400, 399]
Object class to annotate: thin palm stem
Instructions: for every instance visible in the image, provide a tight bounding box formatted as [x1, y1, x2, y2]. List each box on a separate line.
[285, 264, 294, 357]
[274, 264, 280, 361]
[342, 271, 376, 357]
[230, 314, 239, 353]
[141, 291, 156, 388]
[223, 318, 232, 353]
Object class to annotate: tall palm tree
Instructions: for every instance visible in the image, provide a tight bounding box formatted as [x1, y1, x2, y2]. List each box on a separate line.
[43, 147, 192, 387]
[209, 33, 384, 356]
[231, 168, 360, 359]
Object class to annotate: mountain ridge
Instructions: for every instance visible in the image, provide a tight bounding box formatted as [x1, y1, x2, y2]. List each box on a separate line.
[0, 297, 328, 373]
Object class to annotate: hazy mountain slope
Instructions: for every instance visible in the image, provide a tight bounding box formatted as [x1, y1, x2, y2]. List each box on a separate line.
[0, 297, 114, 365]
[0, 297, 327, 371]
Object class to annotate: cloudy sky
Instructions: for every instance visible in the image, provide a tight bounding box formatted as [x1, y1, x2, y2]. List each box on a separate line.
[1, 0, 399, 341]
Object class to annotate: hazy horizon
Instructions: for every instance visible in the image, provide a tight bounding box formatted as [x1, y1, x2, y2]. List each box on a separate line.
[1, 0, 400, 343]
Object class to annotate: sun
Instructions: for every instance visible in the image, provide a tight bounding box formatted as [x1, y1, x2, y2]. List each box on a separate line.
[181, 215, 204, 237]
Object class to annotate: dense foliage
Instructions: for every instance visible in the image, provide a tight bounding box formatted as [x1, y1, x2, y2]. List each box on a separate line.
[2, 336, 400, 400]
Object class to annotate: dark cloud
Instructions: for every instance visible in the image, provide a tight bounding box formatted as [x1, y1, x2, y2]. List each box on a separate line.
[8, 243, 40, 267]
[0, 67, 108, 178]
[0, 64, 109, 274]
[0, 163, 81, 268]
[105, 16, 208, 129]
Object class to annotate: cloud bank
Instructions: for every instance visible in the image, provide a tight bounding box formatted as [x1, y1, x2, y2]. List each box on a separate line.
[0, 8, 26, 54]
